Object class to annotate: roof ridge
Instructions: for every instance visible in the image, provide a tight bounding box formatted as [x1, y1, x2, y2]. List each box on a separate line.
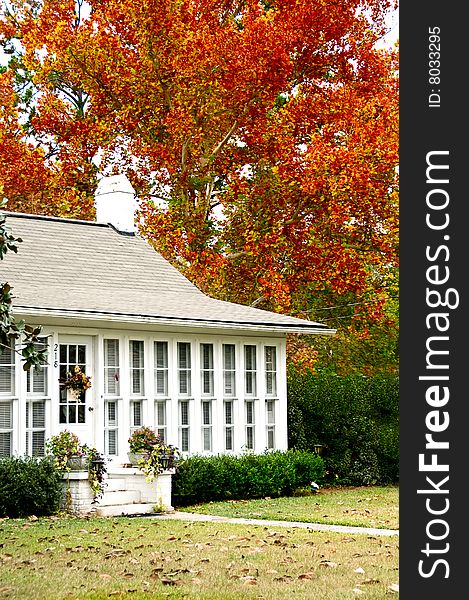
[2, 210, 117, 230]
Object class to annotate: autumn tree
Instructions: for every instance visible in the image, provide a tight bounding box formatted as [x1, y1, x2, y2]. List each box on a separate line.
[0, 0, 399, 373]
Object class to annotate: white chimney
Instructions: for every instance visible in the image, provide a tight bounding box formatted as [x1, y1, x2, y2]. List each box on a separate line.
[94, 174, 138, 233]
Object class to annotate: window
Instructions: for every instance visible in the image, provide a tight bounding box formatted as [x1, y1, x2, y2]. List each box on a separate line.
[266, 400, 275, 449]
[201, 400, 212, 451]
[265, 346, 277, 396]
[104, 339, 120, 396]
[104, 400, 118, 455]
[179, 400, 190, 452]
[0, 401, 12, 456]
[26, 400, 46, 456]
[0, 341, 15, 395]
[224, 400, 234, 451]
[177, 343, 191, 396]
[130, 400, 142, 434]
[245, 400, 255, 450]
[130, 341, 144, 395]
[200, 344, 214, 396]
[26, 338, 48, 396]
[155, 400, 167, 442]
[223, 344, 236, 397]
[154, 342, 168, 396]
[244, 345, 257, 396]
[59, 344, 86, 424]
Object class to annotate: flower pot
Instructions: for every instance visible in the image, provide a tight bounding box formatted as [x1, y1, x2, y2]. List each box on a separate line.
[127, 452, 146, 466]
[67, 388, 81, 402]
[66, 455, 89, 471]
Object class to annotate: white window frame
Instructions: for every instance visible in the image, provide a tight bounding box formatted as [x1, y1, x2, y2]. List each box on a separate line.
[130, 399, 143, 434]
[266, 399, 276, 450]
[155, 399, 167, 442]
[200, 343, 214, 397]
[245, 399, 255, 450]
[223, 344, 236, 397]
[264, 346, 277, 397]
[129, 340, 145, 396]
[0, 400, 13, 457]
[104, 338, 120, 397]
[178, 399, 190, 452]
[201, 399, 212, 452]
[26, 338, 48, 397]
[0, 340, 15, 397]
[177, 342, 192, 396]
[224, 399, 234, 451]
[244, 345, 257, 396]
[154, 341, 169, 396]
[104, 400, 119, 456]
[25, 399, 46, 457]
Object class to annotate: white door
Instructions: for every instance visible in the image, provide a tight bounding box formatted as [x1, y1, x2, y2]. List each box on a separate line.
[57, 335, 95, 447]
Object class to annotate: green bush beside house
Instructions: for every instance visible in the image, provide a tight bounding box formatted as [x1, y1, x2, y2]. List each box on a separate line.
[287, 369, 399, 485]
[0, 456, 63, 518]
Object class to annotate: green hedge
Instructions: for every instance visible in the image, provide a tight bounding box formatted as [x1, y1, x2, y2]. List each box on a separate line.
[172, 450, 324, 507]
[287, 370, 399, 485]
[0, 456, 64, 518]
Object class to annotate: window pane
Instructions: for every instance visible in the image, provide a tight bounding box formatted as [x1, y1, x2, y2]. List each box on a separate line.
[225, 427, 233, 450]
[156, 401, 166, 426]
[180, 401, 189, 426]
[0, 432, 11, 457]
[202, 401, 211, 425]
[0, 402, 12, 429]
[225, 401, 233, 425]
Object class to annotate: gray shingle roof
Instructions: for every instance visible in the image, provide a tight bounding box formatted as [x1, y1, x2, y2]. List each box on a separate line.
[1, 212, 334, 334]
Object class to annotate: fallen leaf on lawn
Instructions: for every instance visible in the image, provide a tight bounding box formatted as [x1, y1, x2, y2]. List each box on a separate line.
[99, 574, 112, 580]
[0, 587, 12, 594]
[319, 561, 338, 568]
[266, 569, 278, 574]
[28, 515, 38, 522]
[354, 567, 365, 574]
[353, 588, 365, 594]
[160, 579, 178, 586]
[242, 577, 257, 585]
[274, 576, 292, 582]
[198, 558, 210, 563]
[166, 536, 177, 541]
[191, 578, 202, 585]
[108, 592, 122, 597]
[298, 572, 315, 580]
[387, 583, 399, 593]
[362, 578, 380, 585]
[79, 529, 88, 534]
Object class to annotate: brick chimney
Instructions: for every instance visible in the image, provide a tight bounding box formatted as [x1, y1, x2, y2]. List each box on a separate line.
[94, 174, 138, 233]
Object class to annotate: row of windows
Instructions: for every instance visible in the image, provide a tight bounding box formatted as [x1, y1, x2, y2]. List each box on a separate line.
[0, 398, 276, 457]
[103, 340, 277, 399]
[102, 397, 276, 455]
[0, 340, 277, 399]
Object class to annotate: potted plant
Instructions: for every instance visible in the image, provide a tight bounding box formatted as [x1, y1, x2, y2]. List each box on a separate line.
[127, 426, 160, 464]
[128, 426, 180, 482]
[46, 430, 86, 471]
[60, 365, 92, 400]
[46, 431, 108, 502]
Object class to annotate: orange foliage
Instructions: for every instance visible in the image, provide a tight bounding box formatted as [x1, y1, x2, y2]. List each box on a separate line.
[0, 0, 398, 328]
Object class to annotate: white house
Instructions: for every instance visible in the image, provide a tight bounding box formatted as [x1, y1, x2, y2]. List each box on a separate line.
[0, 176, 335, 466]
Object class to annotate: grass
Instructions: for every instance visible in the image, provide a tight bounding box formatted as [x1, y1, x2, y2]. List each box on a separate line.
[179, 486, 399, 530]
[0, 514, 398, 599]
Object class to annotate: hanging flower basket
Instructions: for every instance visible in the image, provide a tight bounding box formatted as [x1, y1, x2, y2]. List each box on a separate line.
[60, 365, 91, 394]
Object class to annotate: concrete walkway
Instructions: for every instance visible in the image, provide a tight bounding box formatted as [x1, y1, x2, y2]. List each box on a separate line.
[153, 511, 399, 537]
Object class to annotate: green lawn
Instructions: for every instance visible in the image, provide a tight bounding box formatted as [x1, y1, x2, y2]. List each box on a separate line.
[179, 486, 399, 530]
[0, 514, 398, 599]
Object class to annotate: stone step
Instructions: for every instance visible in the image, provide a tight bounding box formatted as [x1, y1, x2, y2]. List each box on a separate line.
[104, 478, 127, 492]
[99, 489, 141, 506]
[95, 503, 157, 517]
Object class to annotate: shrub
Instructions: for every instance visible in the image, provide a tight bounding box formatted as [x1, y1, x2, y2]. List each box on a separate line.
[172, 450, 324, 507]
[0, 456, 63, 518]
[287, 369, 399, 485]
